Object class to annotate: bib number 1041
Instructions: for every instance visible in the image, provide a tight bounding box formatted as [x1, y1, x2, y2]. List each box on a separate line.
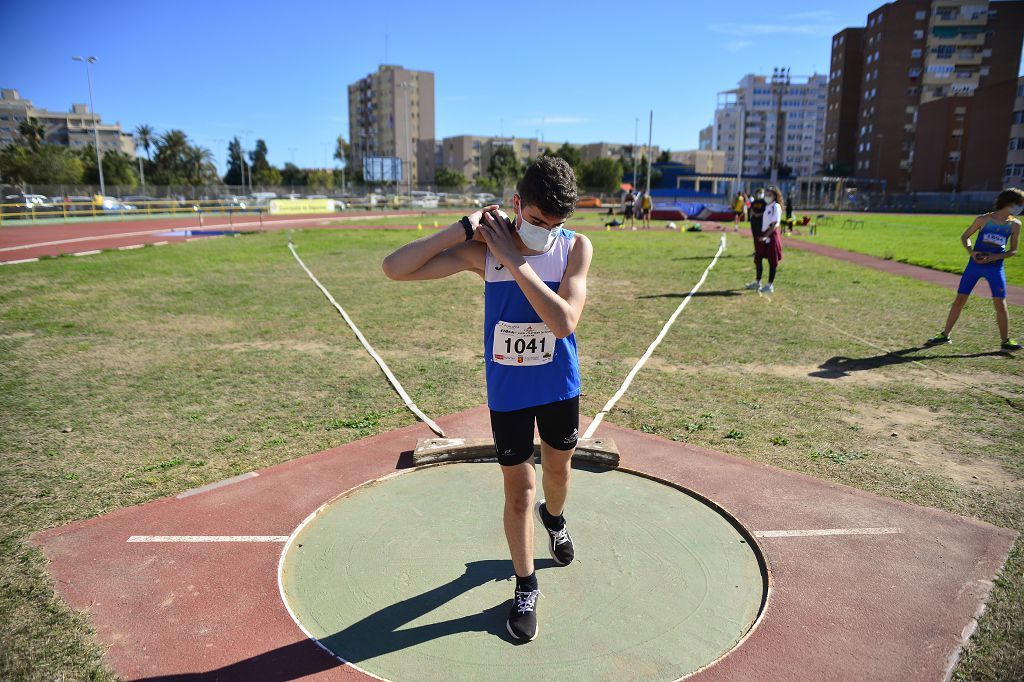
[503, 336, 546, 355]
[492, 321, 556, 366]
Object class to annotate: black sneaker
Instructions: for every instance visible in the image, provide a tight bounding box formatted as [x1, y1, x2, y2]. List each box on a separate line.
[536, 500, 575, 566]
[924, 332, 951, 346]
[506, 586, 540, 641]
[1002, 338, 1022, 351]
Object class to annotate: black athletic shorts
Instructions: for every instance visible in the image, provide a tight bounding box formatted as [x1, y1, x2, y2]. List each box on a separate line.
[490, 395, 580, 466]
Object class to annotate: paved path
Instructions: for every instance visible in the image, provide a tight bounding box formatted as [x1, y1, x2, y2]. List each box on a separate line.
[707, 224, 1024, 306]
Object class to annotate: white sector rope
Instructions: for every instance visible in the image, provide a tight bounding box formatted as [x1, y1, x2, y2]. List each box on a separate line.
[583, 234, 727, 439]
[288, 241, 446, 437]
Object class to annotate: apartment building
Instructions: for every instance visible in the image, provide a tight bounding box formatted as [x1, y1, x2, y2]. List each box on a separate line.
[823, 28, 866, 174]
[698, 125, 714, 151]
[669, 149, 727, 174]
[826, 0, 1024, 191]
[1004, 77, 1024, 184]
[348, 65, 435, 185]
[0, 88, 135, 155]
[713, 72, 828, 178]
[439, 136, 546, 181]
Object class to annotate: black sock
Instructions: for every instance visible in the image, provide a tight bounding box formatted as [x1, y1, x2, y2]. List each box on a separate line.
[515, 571, 538, 592]
[540, 502, 565, 530]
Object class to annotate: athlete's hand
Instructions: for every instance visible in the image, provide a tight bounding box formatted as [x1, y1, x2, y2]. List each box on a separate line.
[466, 205, 500, 243]
[478, 209, 523, 267]
[973, 252, 991, 264]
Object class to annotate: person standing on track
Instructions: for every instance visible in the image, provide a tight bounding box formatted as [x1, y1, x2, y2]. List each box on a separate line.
[640, 191, 653, 229]
[926, 188, 1022, 351]
[732, 191, 745, 229]
[745, 186, 783, 294]
[624, 190, 636, 229]
[381, 156, 592, 642]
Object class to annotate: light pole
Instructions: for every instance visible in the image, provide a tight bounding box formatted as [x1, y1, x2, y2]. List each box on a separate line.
[645, 110, 653, 197]
[72, 56, 104, 196]
[632, 117, 639, 191]
[770, 67, 791, 185]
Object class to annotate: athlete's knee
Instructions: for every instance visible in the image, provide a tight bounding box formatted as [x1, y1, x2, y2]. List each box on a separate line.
[504, 484, 535, 514]
[541, 460, 571, 484]
[954, 293, 970, 304]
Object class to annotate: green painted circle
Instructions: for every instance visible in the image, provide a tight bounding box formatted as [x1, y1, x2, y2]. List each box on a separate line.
[280, 463, 764, 681]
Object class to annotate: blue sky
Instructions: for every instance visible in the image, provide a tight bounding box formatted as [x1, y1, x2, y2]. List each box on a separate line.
[2, 0, 881, 171]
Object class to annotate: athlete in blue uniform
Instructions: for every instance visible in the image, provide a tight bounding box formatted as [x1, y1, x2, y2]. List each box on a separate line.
[927, 188, 1022, 350]
[382, 157, 593, 642]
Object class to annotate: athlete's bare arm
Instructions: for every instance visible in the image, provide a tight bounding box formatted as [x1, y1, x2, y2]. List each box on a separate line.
[476, 212, 593, 339]
[381, 206, 493, 281]
[962, 215, 987, 259]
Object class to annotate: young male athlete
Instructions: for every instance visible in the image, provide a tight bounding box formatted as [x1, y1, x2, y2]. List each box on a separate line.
[382, 156, 592, 642]
[926, 188, 1022, 350]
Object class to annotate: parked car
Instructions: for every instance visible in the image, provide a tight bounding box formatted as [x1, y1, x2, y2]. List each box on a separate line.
[472, 192, 497, 206]
[3, 193, 53, 211]
[410, 191, 440, 208]
[101, 197, 136, 211]
[576, 196, 602, 208]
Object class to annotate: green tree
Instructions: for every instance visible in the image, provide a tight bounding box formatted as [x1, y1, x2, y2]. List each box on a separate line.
[334, 135, 350, 167]
[82, 147, 138, 187]
[1, 144, 85, 184]
[224, 137, 244, 186]
[487, 145, 522, 189]
[135, 124, 155, 160]
[281, 162, 307, 187]
[579, 157, 623, 194]
[306, 169, 335, 189]
[657, 149, 671, 163]
[550, 142, 581, 169]
[17, 117, 46, 150]
[248, 139, 280, 186]
[435, 167, 467, 189]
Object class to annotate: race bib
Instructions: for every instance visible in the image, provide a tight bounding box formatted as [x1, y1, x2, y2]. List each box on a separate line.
[981, 232, 1007, 248]
[492, 321, 556, 366]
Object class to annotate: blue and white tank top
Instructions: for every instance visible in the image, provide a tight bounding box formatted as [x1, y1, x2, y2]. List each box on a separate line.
[974, 218, 1015, 257]
[484, 228, 581, 412]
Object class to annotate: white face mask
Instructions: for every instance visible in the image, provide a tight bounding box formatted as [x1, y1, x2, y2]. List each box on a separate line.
[765, 194, 775, 204]
[516, 199, 560, 252]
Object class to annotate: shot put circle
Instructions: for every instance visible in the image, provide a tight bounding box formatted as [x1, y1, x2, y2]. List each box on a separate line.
[278, 462, 767, 681]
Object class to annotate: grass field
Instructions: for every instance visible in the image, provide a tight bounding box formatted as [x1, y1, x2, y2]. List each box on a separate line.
[791, 212, 1024, 288]
[1, 227, 1022, 680]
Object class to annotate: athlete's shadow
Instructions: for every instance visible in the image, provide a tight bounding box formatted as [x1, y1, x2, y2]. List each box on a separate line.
[133, 559, 553, 680]
[637, 289, 743, 299]
[812, 346, 1009, 378]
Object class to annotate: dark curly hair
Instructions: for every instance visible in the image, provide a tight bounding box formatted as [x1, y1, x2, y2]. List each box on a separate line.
[517, 156, 578, 220]
[995, 188, 1024, 210]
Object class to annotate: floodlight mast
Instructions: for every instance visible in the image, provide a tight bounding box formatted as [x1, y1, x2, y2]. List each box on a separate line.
[72, 56, 104, 196]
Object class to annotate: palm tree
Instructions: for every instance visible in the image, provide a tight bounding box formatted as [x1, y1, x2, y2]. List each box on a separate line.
[186, 145, 215, 185]
[135, 124, 154, 161]
[18, 117, 46, 150]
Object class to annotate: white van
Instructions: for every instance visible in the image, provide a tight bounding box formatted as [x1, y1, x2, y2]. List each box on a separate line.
[409, 191, 439, 208]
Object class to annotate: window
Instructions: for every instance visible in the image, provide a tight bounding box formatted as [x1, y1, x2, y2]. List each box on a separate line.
[936, 45, 954, 59]
[913, 29, 924, 40]
[915, 10, 926, 20]
[907, 86, 920, 96]
[912, 48, 922, 58]
[909, 68, 922, 79]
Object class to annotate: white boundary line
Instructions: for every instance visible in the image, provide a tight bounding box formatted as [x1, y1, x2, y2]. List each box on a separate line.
[287, 241, 446, 437]
[754, 527, 903, 538]
[1, 257, 39, 265]
[72, 250, 101, 257]
[276, 470, 411, 682]
[0, 214, 339, 253]
[583, 234, 727, 439]
[176, 471, 259, 499]
[127, 535, 288, 542]
[117, 244, 145, 250]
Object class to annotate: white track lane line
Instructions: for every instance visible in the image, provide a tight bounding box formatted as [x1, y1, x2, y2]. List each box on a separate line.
[754, 527, 903, 538]
[0, 214, 343, 253]
[1, 257, 39, 265]
[72, 250, 101, 257]
[127, 535, 288, 543]
[583, 234, 727, 439]
[117, 244, 145, 250]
